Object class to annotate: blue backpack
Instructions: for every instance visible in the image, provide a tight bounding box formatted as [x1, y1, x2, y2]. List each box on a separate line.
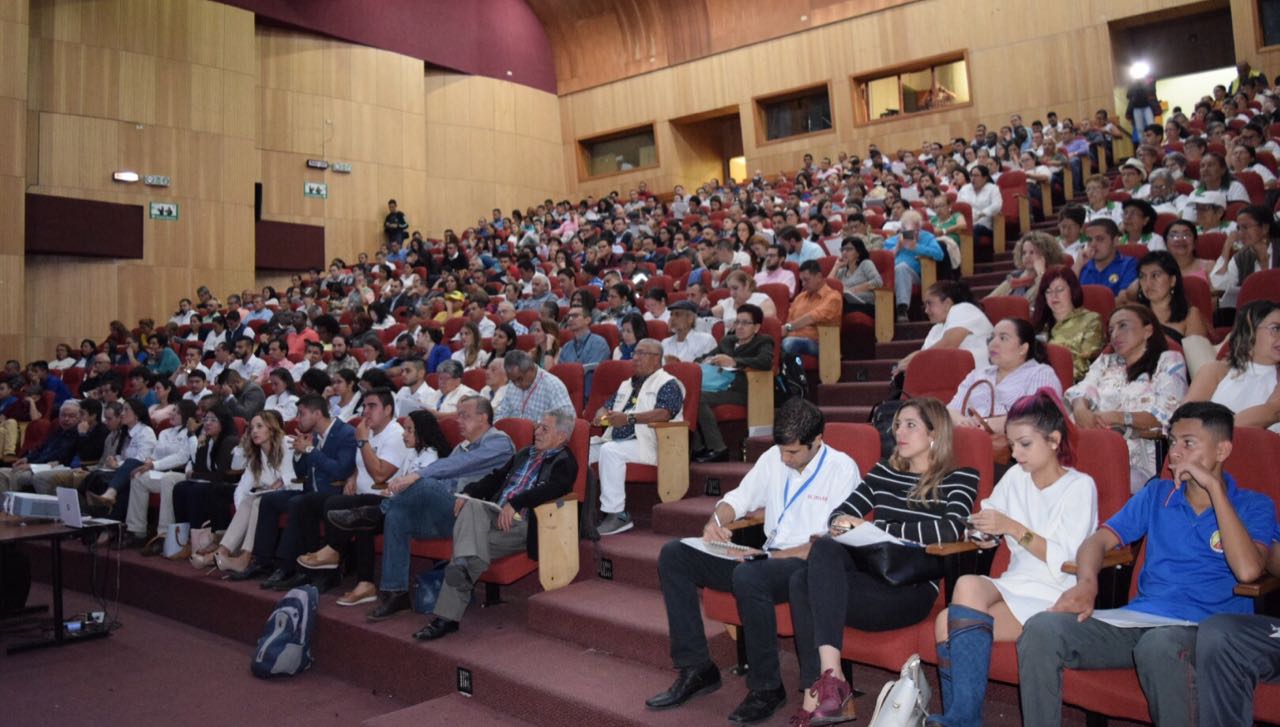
[251, 585, 317, 678]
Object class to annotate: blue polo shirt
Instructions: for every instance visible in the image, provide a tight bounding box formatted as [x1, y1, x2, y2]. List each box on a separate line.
[1102, 474, 1274, 622]
[1079, 254, 1137, 296]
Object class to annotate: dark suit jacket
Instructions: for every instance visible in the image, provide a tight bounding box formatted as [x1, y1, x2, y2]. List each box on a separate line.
[293, 418, 358, 493]
[463, 446, 578, 560]
[226, 381, 266, 419]
[697, 332, 774, 394]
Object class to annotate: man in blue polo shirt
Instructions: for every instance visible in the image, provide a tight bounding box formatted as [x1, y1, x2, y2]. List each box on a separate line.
[1073, 218, 1138, 296]
[1017, 402, 1274, 727]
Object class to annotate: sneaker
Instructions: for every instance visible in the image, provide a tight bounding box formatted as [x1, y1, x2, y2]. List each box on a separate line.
[597, 512, 634, 536]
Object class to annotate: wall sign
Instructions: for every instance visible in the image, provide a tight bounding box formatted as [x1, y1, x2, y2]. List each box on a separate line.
[149, 201, 179, 220]
[304, 182, 328, 199]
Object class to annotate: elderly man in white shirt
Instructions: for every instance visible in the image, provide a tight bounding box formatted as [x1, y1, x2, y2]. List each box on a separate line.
[479, 356, 509, 411]
[646, 399, 860, 724]
[661, 301, 717, 365]
[127, 403, 198, 554]
[428, 360, 478, 414]
[589, 339, 685, 536]
[393, 359, 437, 415]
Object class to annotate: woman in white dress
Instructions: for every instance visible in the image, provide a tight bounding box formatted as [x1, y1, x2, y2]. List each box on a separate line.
[1185, 301, 1280, 433]
[928, 390, 1098, 726]
[212, 411, 296, 574]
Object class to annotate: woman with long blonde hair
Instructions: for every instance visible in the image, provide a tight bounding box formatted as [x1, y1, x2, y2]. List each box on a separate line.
[210, 411, 297, 576]
[786, 397, 981, 725]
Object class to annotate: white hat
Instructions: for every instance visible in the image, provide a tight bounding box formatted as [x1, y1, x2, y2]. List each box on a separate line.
[1120, 158, 1147, 180]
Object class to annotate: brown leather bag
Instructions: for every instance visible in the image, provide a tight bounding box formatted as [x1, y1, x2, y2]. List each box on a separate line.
[960, 378, 1011, 466]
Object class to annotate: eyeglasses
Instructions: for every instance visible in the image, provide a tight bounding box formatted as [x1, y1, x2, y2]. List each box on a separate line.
[1044, 285, 1071, 297]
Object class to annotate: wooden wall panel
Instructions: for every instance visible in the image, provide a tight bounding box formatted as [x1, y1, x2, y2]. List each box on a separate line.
[559, 0, 1219, 199]
[22, 0, 257, 360]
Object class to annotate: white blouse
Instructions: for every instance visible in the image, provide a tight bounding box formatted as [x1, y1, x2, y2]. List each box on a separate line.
[1211, 361, 1280, 433]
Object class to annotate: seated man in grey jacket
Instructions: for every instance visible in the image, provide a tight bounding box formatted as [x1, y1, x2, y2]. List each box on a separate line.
[326, 395, 515, 622]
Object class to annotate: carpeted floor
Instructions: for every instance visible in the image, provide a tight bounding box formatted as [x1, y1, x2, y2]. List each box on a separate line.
[0, 584, 406, 727]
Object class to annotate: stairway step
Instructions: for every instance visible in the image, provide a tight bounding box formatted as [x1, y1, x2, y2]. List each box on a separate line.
[970, 285, 998, 298]
[652, 495, 721, 536]
[840, 359, 897, 382]
[744, 435, 772, 461]
[527, 580, 736, 670]
[365, 694, 538, 727]
[893, 321, 933, 340]
[973, 260, 1016, 275]
[819, 405, 874, 423]
[817, 381, 890, 407]
[688, 461, 753, 499]
[964, 271, 1011, 286]
[590, 530, 668, 590]
[876, 339, 923, 359]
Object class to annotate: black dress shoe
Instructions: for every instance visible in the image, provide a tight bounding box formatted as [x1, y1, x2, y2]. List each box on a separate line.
[259, 568, 289, 590]
[365, 591, 411, 622]
[312, 571, 342, 594]
[326, 505, 384, 532]
[727, 685, 788, 725]
[645, 662, 721, 710]
[227, 560, 271, 582]
[412, 617, 459, 641]
[693, 448, 728, 463]
[268, 572, 311, 592]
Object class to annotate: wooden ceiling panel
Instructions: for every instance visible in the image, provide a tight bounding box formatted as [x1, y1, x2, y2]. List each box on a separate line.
[528, 0, 921, 94]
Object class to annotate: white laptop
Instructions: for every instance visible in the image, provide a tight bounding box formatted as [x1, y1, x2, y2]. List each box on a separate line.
[56, 487, 116, 528]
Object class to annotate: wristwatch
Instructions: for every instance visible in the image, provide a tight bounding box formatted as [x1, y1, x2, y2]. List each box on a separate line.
[784, 323, 794, 332]
[627, 413, 636, 426]
[1123, 411, 1134, 428]
[356, 439, 368, 449]
[304, 445, 315, 454]
[1019, 529, 1035, 546]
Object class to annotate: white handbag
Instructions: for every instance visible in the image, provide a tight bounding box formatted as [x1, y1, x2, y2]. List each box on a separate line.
[163, 522, 191, 558]
[868, 653, 932, 727]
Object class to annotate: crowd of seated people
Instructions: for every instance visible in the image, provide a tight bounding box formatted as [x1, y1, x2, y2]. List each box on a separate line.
[0, 70, 1277, 726]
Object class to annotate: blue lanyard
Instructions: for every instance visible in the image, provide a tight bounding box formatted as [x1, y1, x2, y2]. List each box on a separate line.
[774, 446, 828, 534]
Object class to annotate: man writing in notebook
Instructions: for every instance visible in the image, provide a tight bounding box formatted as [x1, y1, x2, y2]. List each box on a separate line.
[646, 399, 859, 725]
[1017, 402, 1275, 727]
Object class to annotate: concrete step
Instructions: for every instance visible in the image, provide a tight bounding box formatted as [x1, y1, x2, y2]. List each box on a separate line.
[819, 405, 874, 423]
[587, 529, 668, 591]
[893, 321, 933, 340]
[840, 359, 897, 382]
[875, 339, 924, 360]
[651, 495, 721, 536]
[817, 381, 890, 407]
[365, 694, 538, 727]
[688, 461, 753, 499]
[527, 580, 736, 671]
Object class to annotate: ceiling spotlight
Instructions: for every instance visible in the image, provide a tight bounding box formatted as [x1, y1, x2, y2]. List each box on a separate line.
[112, 171, 139, 183]
[1128, 61, 1151, 80]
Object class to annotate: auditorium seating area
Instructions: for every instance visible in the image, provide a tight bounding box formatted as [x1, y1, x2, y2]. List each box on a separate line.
[6, 20, 1280, 726]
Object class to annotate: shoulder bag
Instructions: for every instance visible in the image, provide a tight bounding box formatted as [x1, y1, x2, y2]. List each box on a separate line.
[959, 378, 1011, 466]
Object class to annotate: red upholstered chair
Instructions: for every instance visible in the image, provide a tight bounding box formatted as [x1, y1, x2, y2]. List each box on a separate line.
[589, 323, 620, 353]
[1115, 244, 1148, 260]
[1081, 285, 1116, 324]
[442, 316, 466, 342]
[376, 324, 407, 346]
[515, 333, 538, 352]
[757, 283, 792, 322]
[494, 418, 534, 450]
[59, 367, 85, 397]
[15, 419, 51, 457]
[903, 349, 976, 403]
[1153, 213, 1180, 237]
[549, 362, 585, 414]
[582, 360, 633, 423]
[868, 249, 898, 343]
[645, 274, 674, 294]
[996, 169, 1029, 243]
[1236, 170, 1266, 205]
[1182, 275, 1214, 324]
[664, 258, 692, 287]
[645, 319, 669, 342]
[817, 255, 838, 278]
[623, 361, 702, 502]
[1239, 268, 1280, 307]
[1046, 344, 1075, 391]
[982, 295, 1031, 325]
[461, 368, 485, 392]
[515, 310, 541, 329]
[1196, 232, 1226, 261]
